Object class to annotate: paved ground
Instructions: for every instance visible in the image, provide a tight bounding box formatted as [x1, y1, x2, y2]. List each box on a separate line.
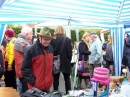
[0, 80, 5, 87]
[0, 73, 86, 94]
[50, 73, 86, 93]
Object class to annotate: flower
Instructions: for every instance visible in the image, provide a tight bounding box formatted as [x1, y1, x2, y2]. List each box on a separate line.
[122, 68, 127, 73]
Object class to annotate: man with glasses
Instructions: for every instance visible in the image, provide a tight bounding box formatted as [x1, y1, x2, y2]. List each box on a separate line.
[21, 27, 55, 92]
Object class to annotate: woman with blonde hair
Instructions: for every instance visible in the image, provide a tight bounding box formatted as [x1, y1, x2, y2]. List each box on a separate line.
[54, 26, 65, 35]
[78, 32, 91, 89]
[50, 26, 72, 94]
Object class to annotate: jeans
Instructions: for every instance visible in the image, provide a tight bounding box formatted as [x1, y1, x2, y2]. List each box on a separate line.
[19, 78, 28, 93]
[17, 78, 28, 97]
[16, 78, 22, 97]
[53, 72, 71, 94]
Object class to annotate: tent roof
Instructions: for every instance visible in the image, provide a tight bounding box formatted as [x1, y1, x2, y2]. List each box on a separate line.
[0, 0, 130, 28]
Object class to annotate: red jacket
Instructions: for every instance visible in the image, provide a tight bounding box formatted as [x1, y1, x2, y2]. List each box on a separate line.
[21, 40, 53, 91]
[14, 34, 31, 78]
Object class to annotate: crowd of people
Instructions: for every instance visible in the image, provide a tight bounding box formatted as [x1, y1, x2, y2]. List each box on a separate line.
[0, 25, 130, 97]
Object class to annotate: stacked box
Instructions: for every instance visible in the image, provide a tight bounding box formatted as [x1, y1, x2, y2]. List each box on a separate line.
[90, 80, 109, 97]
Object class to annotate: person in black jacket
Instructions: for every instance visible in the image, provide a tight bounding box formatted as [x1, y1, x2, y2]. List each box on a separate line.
[50, 26, 72, 94]
[122, 33, 130, 77]
[78, 32, 91, 89]
[22, 27, 55, 92]
[105, 35, 114, 76]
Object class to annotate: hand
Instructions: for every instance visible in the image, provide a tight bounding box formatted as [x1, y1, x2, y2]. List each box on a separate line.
[94, 59, 98, 63]
[8, 67, 13, 71]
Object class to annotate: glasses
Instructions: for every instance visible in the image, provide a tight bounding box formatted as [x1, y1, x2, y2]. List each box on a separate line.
[40, 36, 51, 41]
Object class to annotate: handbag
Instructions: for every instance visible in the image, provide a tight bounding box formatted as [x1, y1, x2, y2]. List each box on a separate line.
[53, 37, 66, 75]
[77, 55, 84, 73]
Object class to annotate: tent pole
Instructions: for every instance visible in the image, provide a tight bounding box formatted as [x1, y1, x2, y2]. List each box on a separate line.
[76, 28, 79, 41]
[0, 24, 7, 44]
[116, 0, 125, 26]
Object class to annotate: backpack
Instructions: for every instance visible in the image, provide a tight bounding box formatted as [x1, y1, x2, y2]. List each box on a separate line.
[22, 88, 63, 97]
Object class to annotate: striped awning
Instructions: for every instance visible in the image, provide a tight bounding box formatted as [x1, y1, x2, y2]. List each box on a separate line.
[0, 0, 130, 28]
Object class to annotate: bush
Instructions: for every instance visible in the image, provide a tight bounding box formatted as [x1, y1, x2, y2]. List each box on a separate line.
[7, 24, 22, 37]
[7, 24, 109, 42]
[71, 30, 76, 43]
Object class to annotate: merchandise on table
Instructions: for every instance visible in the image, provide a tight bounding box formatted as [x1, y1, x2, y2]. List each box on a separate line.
[109, 94, 126, 97]
[84, 89, 94, 97]
[90, 67, 110, 97]
[68, 90, 84, 97]
[120, 78, 130, 97]
[109, 76, 124, 95]
[110, 76, 124, 84]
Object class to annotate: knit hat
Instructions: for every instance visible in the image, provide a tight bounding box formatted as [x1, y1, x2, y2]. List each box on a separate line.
[5, 28, 14, 38]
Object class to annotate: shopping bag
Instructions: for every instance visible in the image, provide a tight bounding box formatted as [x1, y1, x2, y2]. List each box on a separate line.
[77, 56, 84, 73]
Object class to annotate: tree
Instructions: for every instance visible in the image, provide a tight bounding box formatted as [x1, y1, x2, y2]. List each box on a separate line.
[7, 24, 109, 42]
[79, 29, 85, 40]
[71, 30, 76, 42]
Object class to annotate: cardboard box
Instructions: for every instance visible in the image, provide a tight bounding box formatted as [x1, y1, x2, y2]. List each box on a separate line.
[90, 80, 109, 97]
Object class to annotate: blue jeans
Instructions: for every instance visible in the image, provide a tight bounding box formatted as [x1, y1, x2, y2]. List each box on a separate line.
[16, 78, 22, 97]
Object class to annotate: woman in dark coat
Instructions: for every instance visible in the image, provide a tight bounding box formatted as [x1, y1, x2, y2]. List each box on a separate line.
[50, 26, 72, 94]
[105, 35, 114, 75]
[78, 32, 91, 89]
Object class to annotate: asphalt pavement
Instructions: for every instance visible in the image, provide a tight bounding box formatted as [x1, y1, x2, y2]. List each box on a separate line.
[50, 73, 86, 93]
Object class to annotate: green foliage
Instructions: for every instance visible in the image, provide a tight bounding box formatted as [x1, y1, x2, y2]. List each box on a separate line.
[7, 24, 22, 37]
[79, 29, 85, 40]
[7, 24, 109, 42]
[104, 32, 110, 41]
[50, 29, 54, 34]
[71, 30, 76, 42]
[71, 29, 109, 42]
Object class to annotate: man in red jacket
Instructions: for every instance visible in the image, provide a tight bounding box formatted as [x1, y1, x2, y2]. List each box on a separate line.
[21, 27, 55, 92]
[14, 26, 33, 96]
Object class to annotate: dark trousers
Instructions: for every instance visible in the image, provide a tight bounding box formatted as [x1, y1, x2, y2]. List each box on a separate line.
[53, 72, 71, 94]
[89, 64, 101, 78]
[106, 61, 114, 69]
[4, 61, 17, 89]
[106, 61, 115, 75]
[126, 55, 130, 71]
[19, 78, 28, 93]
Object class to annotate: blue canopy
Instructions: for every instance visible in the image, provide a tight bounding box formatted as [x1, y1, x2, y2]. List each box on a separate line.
[0, 0, 130, 28]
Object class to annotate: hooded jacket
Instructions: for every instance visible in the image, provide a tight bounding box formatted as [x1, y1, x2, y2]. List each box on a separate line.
[5, 37, 16, 67]
[14, 34, 31, 78]
[21, 40, 53, 90]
